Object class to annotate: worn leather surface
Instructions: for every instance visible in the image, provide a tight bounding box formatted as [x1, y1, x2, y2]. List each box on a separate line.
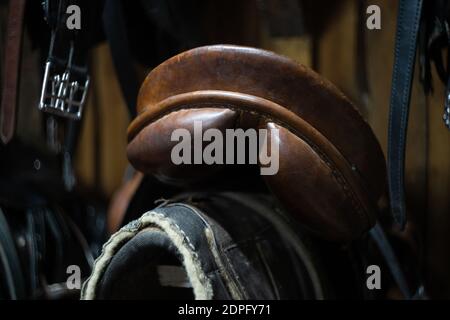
[84, 193, 326, 300]
[126, 45, 387, 242]
[387, 0, 423, 229]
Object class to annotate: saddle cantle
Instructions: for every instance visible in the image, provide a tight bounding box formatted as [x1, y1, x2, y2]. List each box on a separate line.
[126, 45, 387, 242]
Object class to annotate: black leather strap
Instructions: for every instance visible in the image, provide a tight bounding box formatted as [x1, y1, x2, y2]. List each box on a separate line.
[388, 0, 424, 228]
[369, 223, 411, 299]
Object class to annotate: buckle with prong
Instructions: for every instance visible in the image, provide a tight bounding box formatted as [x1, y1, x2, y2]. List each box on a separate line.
[39, 27, 89, 120]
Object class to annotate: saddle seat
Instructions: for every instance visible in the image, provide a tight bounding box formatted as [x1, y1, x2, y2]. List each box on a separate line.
[126, 45, 386, 242]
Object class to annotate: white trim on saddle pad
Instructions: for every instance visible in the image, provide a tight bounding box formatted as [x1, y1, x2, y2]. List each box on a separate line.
[81, 211, 213, 300]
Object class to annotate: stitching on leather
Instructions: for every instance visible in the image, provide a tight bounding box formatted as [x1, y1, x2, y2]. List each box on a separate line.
[396, 0, 422, 216]
[221, 244, 249, 299]
[140, 211, 213, 299]
[149, 211, 197, 252]
[80, 231, 136, 299]
[388, 0, 405, 209]
[167, 202, 244, 299]
[203, 227, 243, 300]
[388, 0, 422, 222]
[134, 103, 371, 230]
[388, 0, 404, 200]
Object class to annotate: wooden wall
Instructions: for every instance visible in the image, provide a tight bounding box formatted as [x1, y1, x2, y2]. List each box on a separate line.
[74, 43, 130, 198]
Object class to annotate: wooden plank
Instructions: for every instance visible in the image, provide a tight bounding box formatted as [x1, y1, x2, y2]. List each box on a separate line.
[74, 43, 129, 197]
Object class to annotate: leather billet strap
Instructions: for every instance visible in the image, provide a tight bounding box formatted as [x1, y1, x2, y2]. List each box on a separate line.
[0, 0, 26, 145]
[388, 0, 423, 229]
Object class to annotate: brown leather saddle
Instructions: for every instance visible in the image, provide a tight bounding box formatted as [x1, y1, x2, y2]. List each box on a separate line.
[126, 45, 386, 243]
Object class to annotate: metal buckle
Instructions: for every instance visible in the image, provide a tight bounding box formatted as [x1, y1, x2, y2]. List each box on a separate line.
[39, 30, 89, 120]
